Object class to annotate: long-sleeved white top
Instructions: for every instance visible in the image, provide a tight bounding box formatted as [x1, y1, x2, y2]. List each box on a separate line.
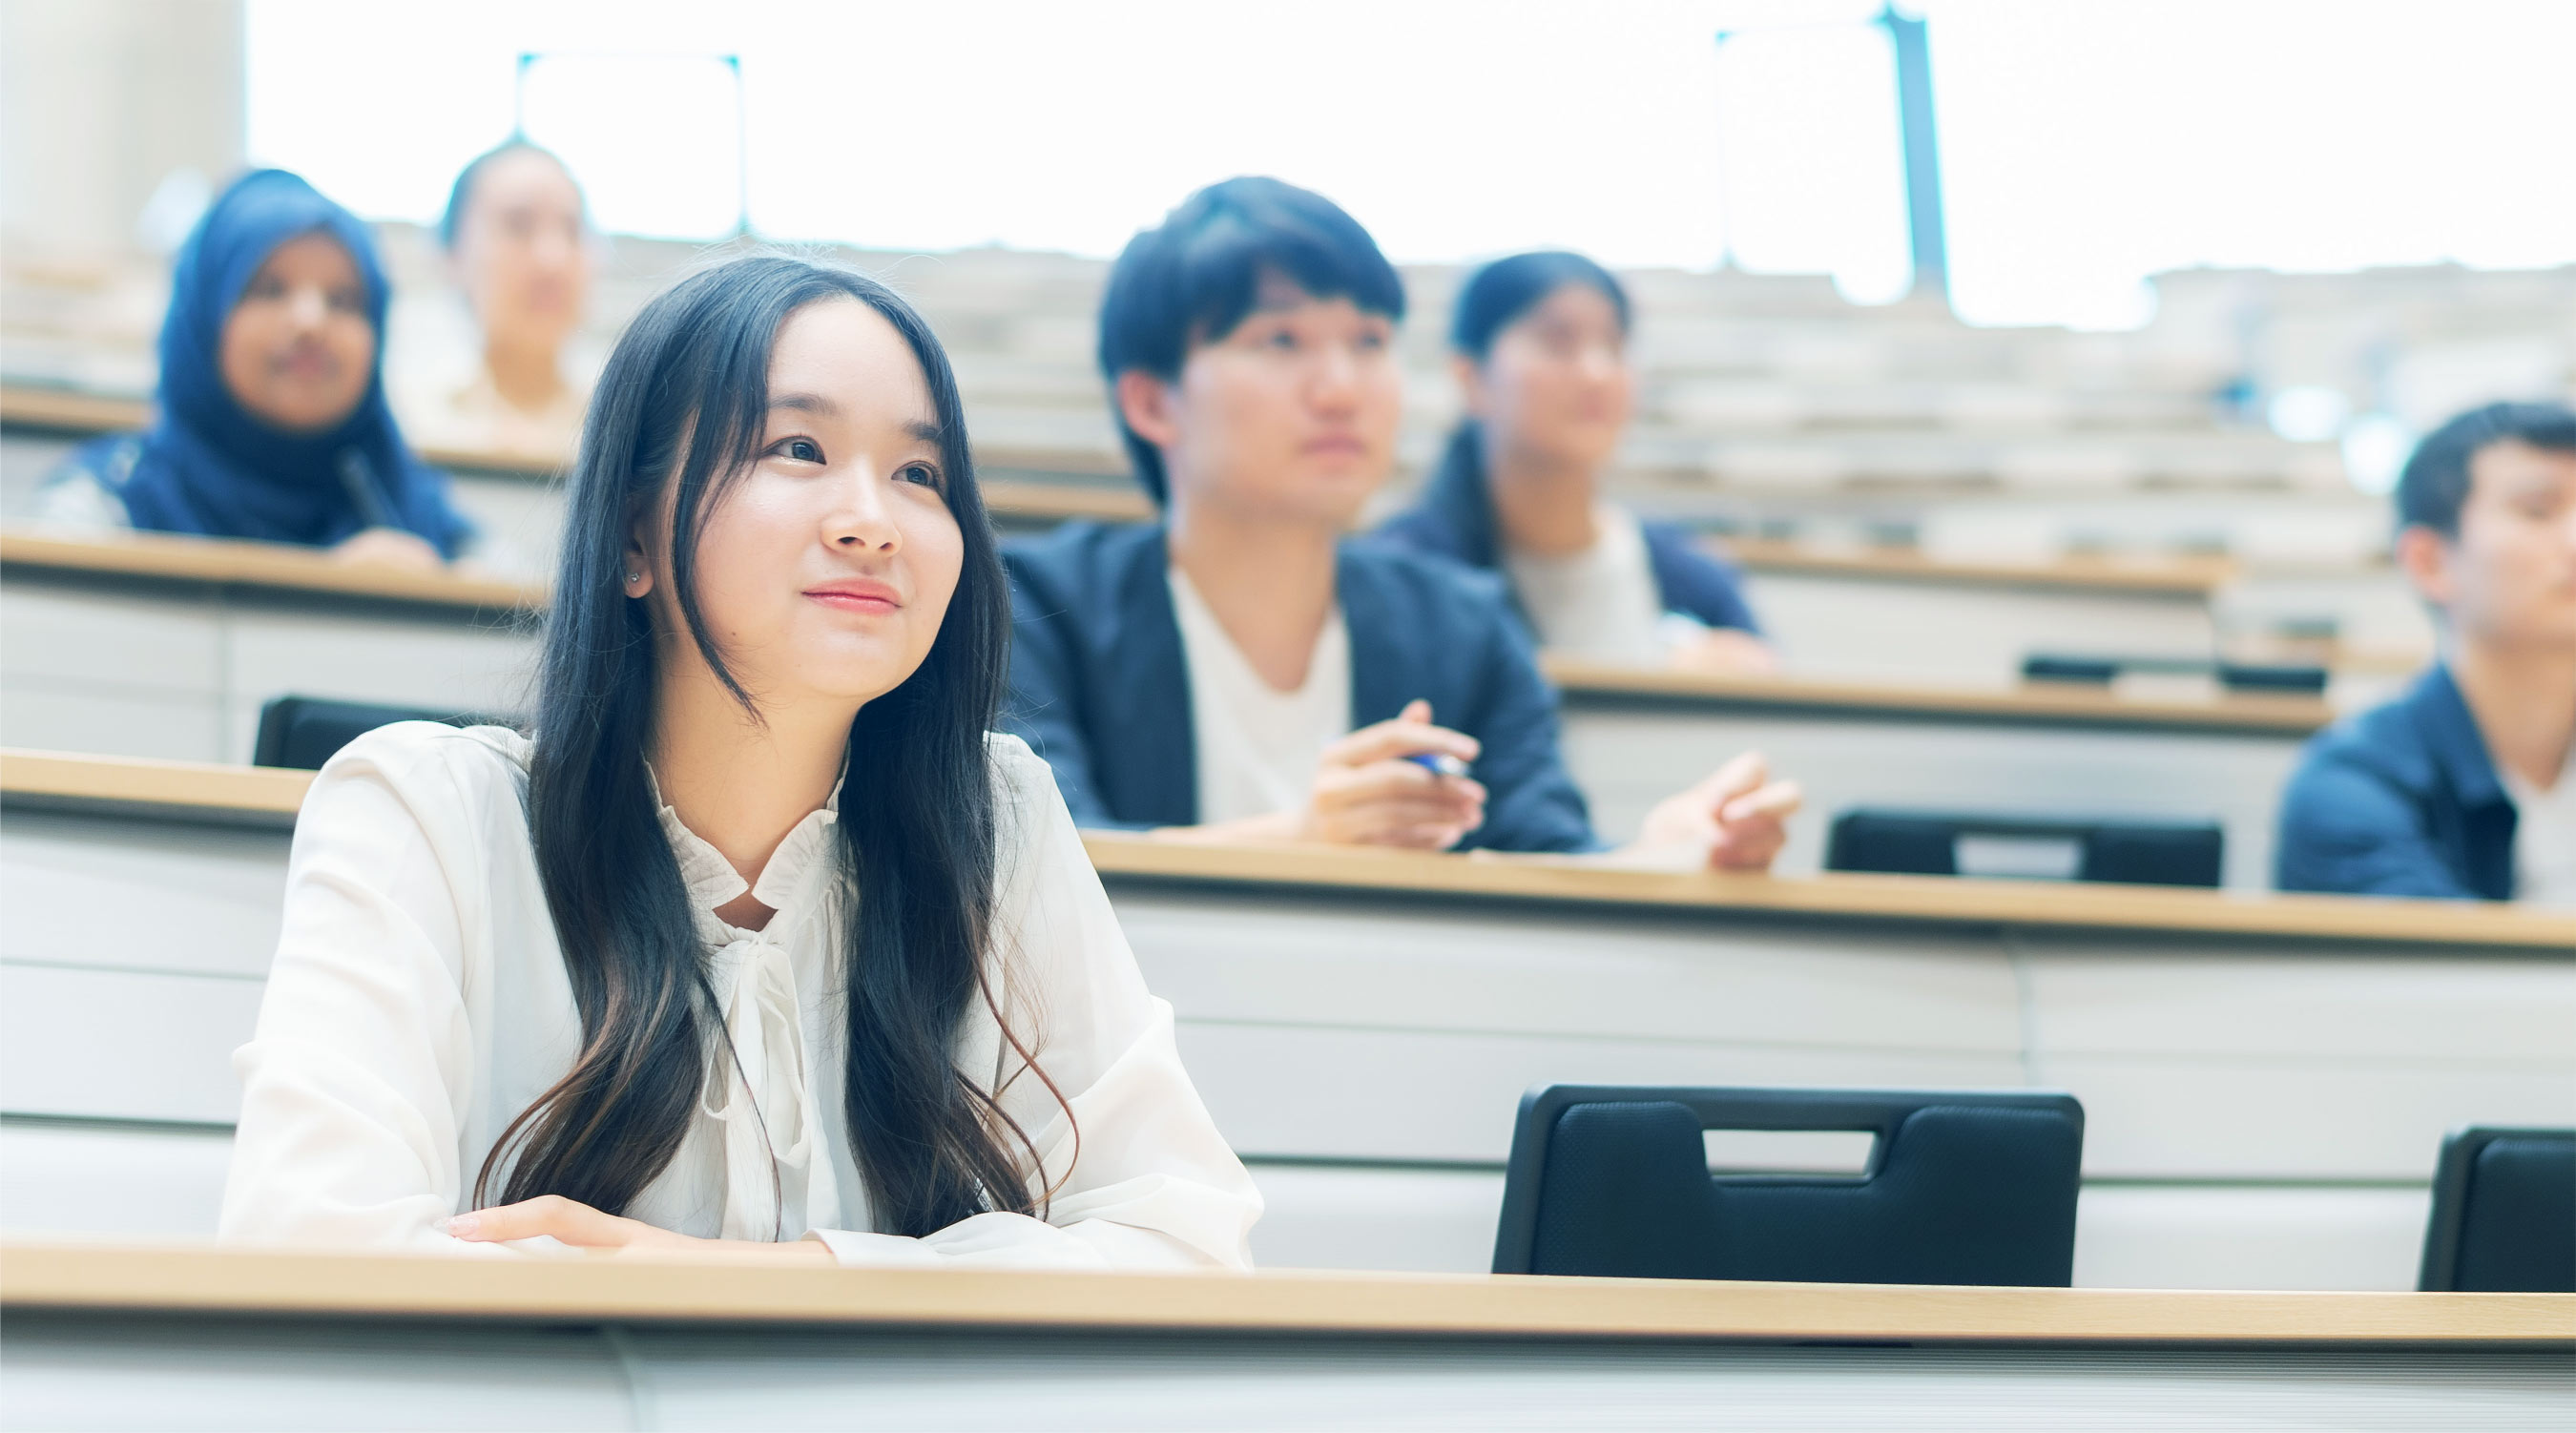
[218, 720, 1262, 1269]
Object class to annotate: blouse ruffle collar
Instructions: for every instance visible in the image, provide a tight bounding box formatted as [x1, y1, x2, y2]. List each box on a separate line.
[644, 769, 844, 927]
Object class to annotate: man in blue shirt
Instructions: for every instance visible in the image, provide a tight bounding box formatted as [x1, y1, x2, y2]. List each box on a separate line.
[2275, 401, 2576, 902]
[1004, 177, 1798, 863]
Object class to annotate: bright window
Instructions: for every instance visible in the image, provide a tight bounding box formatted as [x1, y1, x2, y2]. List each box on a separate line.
[245, 0, 2576, 329]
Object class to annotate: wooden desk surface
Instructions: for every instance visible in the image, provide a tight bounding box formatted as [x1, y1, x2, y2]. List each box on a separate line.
[1544, 655, 2335, 736]
[3, 1243, 2563, 1346]
[10, 747, 2572, 950]
[1, 527, 546, 613]
[1716, 535, 2235, 596]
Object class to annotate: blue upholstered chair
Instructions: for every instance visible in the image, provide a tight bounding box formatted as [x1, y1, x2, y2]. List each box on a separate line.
[1492, 1085, 2085, 1286]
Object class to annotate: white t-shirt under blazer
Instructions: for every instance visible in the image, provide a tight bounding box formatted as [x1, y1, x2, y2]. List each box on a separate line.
[219, 721, 1262, 1269]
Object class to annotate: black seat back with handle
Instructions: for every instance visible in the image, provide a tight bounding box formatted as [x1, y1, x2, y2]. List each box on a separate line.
[2420, 1126, 2576, 1292]
[1826, 807, 2223, 887]
[253, 696, 506, 771]
[1492, 1085, 2085, 1286]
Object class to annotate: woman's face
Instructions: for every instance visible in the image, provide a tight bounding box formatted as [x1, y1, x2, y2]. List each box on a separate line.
[634, 298, 966, 712]
[1462, 281, 1633, 475]
[218, 232, 377, 432]
[453, 150, 591, 360]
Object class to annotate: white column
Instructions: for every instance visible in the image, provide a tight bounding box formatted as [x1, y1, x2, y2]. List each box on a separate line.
[0, 0, 245, 258]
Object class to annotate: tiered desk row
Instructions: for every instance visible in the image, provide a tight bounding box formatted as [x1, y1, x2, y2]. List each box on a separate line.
[0, 383, 2433, 692]
[6, 747, 2572, 1296]
[2, 1245, 2566, 1428]
[0, 522, 2326, 885]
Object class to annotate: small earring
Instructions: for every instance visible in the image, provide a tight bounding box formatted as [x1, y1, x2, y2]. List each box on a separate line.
[625, 571, 642, 587]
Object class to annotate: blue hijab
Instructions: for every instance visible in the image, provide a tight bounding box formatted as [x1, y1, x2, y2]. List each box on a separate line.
[117, 169, 471, 556]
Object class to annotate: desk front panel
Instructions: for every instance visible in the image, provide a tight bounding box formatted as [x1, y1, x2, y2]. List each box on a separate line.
[0, 569, 536, 763]
[1739, 568, 2217, 686]
[2, 1309, 2564, 1432]
[1559, 697, 2306, 889]
[8, 797, 2566, 1289]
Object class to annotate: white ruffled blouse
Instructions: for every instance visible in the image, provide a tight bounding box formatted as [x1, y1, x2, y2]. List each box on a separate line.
[218, 722, 1261, 1269]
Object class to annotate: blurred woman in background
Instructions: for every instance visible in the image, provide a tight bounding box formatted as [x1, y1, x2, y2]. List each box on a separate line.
[35, 168, 473, 568]
[1377, 251, 1774, 674]
[419, 140, 594, 457]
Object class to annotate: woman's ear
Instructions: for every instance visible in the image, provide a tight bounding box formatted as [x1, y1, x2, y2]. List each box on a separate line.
[1451, 353, 1490, 421]
[621, 518, 656, 600]
[1115, 368, 1181, 451]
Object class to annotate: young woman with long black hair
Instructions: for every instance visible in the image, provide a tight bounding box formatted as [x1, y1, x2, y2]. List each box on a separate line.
[218, 255, 1260, 1267]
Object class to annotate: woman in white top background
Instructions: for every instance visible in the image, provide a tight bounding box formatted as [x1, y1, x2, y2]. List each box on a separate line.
[221, 254, 1261, 1268]
[1376, 251, 1776, 675]
[398, 141, 596, 459]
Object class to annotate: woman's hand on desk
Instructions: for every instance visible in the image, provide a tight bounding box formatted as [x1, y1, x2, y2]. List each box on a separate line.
[1631, 751, 1801, 871]
[440, 1195, 833, 1262]
[330, 526, 446, 571]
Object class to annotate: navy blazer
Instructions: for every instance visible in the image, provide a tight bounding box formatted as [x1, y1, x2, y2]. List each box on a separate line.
[1375, 432, 1761, 636]
[1001, 521, 1597, 853]
[2275, 664, 2517, 900]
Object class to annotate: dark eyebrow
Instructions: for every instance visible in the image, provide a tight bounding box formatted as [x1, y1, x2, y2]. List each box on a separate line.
[906, 420, 943, 445]
[768, 392, 841, 417]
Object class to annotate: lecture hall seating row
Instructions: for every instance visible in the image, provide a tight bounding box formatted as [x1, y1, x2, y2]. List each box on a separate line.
[1, 1243, 2565, 1429]
[0, 524, 2326, 884]
[5, 748, 2569, 1289]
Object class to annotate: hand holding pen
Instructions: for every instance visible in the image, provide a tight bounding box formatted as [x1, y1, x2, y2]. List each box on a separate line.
[1297, 698, 1485, 850]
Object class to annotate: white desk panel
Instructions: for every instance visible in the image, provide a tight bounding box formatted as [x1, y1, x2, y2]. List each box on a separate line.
[1115, 887, 2020, 1055]
[2054, 1056, 2576, 1181]
[2024, 946, 2576, 1064]
[0, 809, 287, 980]
[1740, 570, 2216, 687]
[1558, 700, 2302, 888]
[0, 966, 260, 1125]
[0, 684, 224, 762]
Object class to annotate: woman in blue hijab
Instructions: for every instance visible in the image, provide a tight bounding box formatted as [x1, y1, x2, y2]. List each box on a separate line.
[36, 169, 473, 565]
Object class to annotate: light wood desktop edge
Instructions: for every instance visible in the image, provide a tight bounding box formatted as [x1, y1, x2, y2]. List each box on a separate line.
[0, 529, 545, 612]
[1542, 655, 2334, 735]
[1712, 535, 2235, 596]
[1, 1244, 2565, 1346]
[9, 748, 2572, 950]
[0, 384, 2270, 593]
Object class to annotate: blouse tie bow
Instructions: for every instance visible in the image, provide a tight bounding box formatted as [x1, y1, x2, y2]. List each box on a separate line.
[700, 930, 839, 1242]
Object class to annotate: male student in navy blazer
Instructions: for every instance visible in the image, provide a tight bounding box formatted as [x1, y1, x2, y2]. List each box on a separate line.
[1003, 177, 1799, 863]
[2275, 401, 2576, 903]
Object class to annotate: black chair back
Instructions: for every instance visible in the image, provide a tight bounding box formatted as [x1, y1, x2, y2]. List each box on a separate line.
[253, 696, 503, 771]
[2420, 1127, 2576, 1292]
[2021, 653, 2328, 696]
[1492, 1085, 2085, 1286]
[1826, 807, 2223, 887]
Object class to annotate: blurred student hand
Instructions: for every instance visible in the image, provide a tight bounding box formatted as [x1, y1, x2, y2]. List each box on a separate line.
[330, 526, 446, 571]
[1632, 750, 1801, 871]
[1298, 698, 1486, 850]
